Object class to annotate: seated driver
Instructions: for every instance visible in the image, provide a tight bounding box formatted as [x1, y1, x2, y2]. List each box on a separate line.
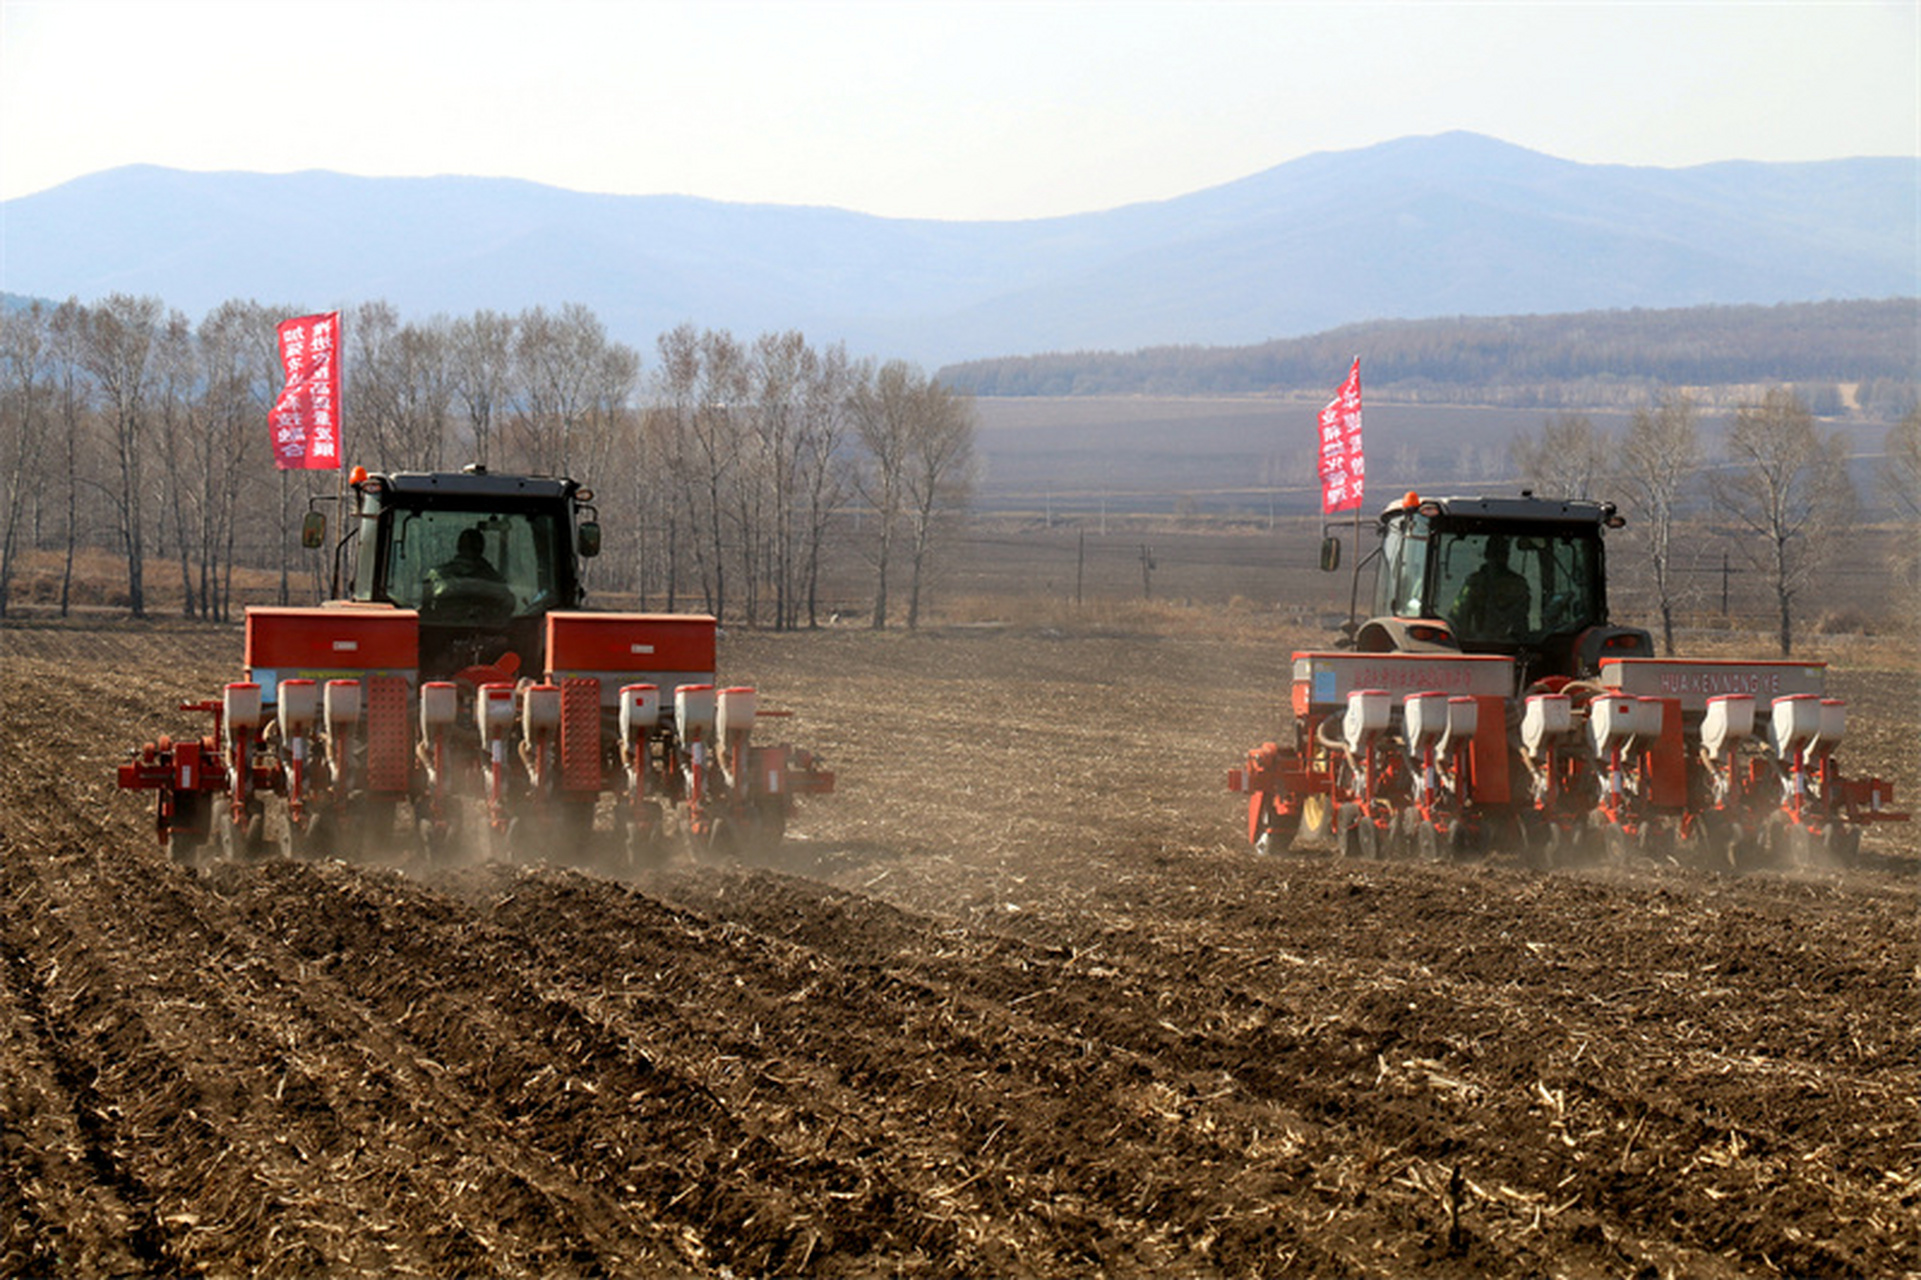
[424, 528, 511, 613]
[435, 528, 501, 583]
[1450, 534, 1531, 638]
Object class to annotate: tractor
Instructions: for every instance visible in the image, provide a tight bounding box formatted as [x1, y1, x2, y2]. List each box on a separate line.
[1231, 490, 1904, 866]
[119, 465, 833, 866]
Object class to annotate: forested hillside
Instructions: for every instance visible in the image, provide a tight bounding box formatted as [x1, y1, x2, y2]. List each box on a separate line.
[938, 300, 1919, 410]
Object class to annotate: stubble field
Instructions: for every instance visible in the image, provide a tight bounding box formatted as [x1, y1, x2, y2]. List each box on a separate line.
[2, 614, 1917, 1278]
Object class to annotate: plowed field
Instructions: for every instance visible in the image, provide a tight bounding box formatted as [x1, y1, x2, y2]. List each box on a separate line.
[3, 620, 1917, 1278]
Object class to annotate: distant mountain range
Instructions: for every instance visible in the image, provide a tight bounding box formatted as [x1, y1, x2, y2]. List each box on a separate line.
[2, 132, 1914, 367]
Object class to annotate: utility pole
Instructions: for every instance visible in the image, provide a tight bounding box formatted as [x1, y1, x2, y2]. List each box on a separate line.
[1076, 526, 1085, 606]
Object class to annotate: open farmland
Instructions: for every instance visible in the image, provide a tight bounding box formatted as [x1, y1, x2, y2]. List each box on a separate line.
[2, 614, 1916, 1278]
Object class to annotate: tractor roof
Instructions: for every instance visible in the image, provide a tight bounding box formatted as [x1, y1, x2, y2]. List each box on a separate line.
[1379, 492, 1621, 528]
[365, 466, 582, 503]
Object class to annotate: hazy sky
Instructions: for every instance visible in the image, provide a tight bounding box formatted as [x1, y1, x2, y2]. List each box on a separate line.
[3, 0, 1915, 220]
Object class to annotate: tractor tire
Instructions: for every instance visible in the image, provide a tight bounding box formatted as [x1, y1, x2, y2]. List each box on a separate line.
[1298, 793, 1335, 851]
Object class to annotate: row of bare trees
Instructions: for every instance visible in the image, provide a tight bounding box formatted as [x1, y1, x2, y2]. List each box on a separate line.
[1511, 389, 1921, 656]
[0, 296, 978, 629]
[0, 295, 296, 620]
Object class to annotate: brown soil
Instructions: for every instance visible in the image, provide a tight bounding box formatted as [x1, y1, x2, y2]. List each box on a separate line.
[2, 619, 1916, 1278]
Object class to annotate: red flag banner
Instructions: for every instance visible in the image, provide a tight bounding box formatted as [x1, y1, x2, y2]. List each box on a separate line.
[270, 312, 342, 471]
[1316, 357, 1363, 514]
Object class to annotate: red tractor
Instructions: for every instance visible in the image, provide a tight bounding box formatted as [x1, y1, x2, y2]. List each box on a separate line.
[1231, 491, 1904, 866]
[119, 465, 832, 865]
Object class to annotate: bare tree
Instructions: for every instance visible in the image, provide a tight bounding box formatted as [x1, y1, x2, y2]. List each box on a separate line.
[196, 300, 277, 620]
[1617, 390, 1699, 653]
[1714, 387, 1856, 656]
[1510, 412, 1607, 500]
[646, 324, 705, 612]
[151, 311, 202, 614]
[76, 294, 168, 617]
[852, 360, 917, 629]
[567, 337, 640, 602]
[749, 331, 806, 628]
[450, 310, 516, 468]
[900, 377, 978, 630]
[0, 303, 52, 616]
[1881, 405, 1921, 595]
[1883, 406, 1921, 520]
[689, 329, 750, 620]
[348, 300, 408, 471]
[46, 300, 93, 616]
[576, 339, 640, 485]
[797, 343, 859, 627]
[513, 304, 596, 475]
[393, 318, 458, 471]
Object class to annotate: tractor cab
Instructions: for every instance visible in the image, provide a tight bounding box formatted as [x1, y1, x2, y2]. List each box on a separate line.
[307, 465, 601, 681]
[1330, 492, 1652, 687]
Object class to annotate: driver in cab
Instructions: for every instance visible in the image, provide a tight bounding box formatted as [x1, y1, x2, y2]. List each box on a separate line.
[1450, 534, 1531, 639]
[434, 528, 500, 584]
[424, 527, 512, 616]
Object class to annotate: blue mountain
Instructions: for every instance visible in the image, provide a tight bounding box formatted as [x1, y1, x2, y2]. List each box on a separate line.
[2, 132, 1912, 365]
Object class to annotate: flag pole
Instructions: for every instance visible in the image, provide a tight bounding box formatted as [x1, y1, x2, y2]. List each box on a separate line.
[332, 310, 349, 600]
[1349, 351, 1362, 569]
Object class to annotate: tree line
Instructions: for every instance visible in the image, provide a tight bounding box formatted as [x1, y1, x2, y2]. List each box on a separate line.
[1509, 391, 1921, 657]
[0, 297, 978, 630]
[940, 299, 1920, 411]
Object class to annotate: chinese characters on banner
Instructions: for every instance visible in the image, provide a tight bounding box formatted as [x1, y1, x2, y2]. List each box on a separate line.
[270, 312, 342, 470]
[1317, 357, 1363, 513]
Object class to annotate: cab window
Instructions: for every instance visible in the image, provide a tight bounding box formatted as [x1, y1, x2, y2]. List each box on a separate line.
[379, 509, 564, 617]
[1435, 527, 1604, 642]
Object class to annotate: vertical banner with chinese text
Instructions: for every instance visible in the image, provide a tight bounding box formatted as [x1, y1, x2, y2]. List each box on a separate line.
[270, 312, 342, 470]
[1316, 356, 1363, 514]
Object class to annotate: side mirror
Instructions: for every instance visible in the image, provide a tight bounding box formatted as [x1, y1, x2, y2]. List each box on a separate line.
[301, 510, 326, 550]
[1319, 535, 1342, 572]
[577, 521, 601, 558]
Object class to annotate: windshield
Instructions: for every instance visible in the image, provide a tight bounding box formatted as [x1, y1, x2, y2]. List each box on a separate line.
[1429, 526, 1604, 643]
[359, 502, 566, 618]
